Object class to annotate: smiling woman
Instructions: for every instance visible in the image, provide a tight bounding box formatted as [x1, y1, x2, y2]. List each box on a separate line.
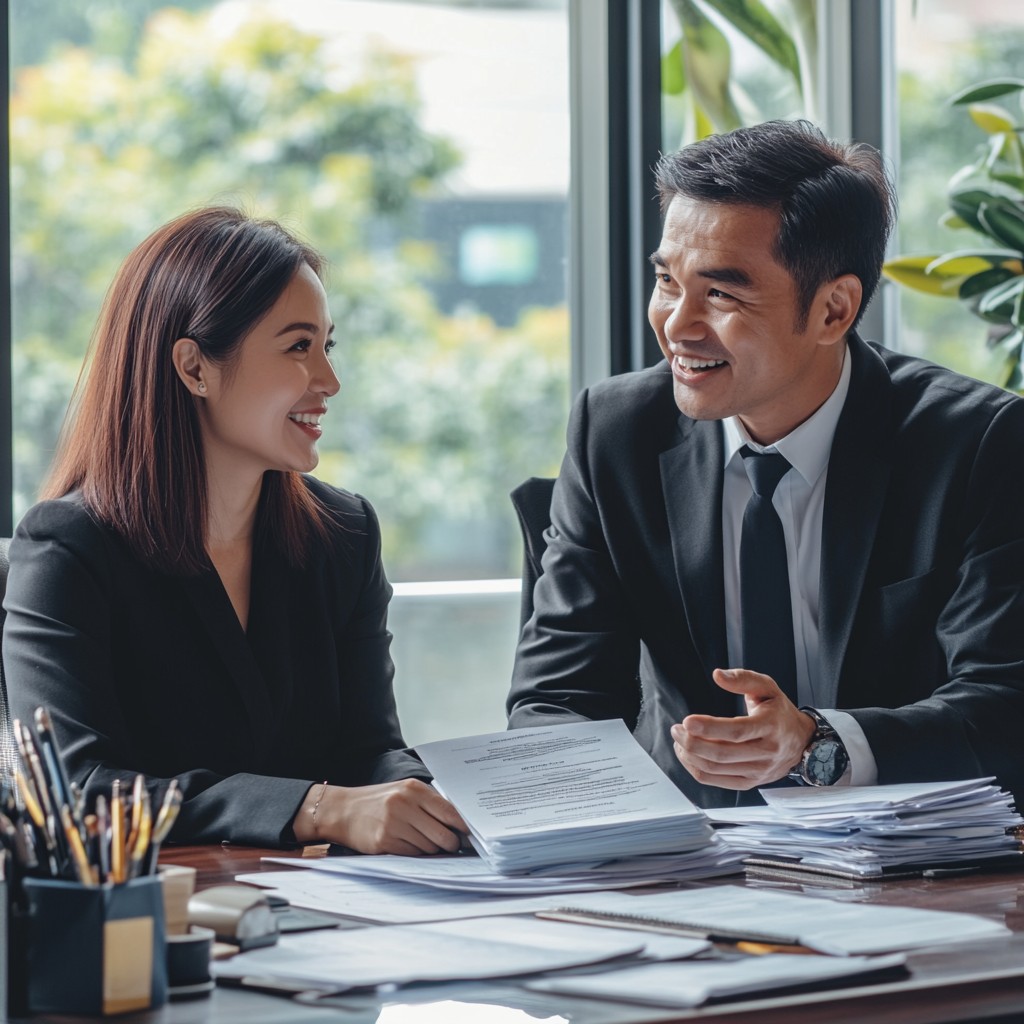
[2, 208, 467, 854]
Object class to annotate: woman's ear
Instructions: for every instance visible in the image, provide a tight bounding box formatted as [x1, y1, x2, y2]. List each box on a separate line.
[172, 338, 207, 396]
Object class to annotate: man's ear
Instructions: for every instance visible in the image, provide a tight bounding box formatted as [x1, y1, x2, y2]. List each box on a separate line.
[172, 338, 207, 396]
[817, 274, 862, 344]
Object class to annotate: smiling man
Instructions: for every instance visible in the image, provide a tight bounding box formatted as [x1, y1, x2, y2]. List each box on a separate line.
[507, 120, 1024, 807]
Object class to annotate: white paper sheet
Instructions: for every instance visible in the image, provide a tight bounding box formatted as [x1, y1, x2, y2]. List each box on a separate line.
[546, 885, 1011, 955]
[526, 954, 907, 1007]
[213, 915, 650, 989]
[415, 720, 711, 872]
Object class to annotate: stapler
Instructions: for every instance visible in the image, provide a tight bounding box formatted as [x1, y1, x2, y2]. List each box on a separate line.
[187, 885, 279, 950]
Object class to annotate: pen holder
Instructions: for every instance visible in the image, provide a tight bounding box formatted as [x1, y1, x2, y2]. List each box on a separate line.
[24, 875, 169, 1016]
[3, 853, 30, 1020]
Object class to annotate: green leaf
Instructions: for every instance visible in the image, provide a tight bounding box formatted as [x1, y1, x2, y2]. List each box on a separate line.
[882, 255, 960, 296]
[977, 276, 1024, 316]
[925, 251, 1022, 276]
[968, 103, 1018, 135]
[669, 0, 743, 132]
[662, 39, 687, 96]
[939, 211, 971, 230]
[958, 266, 1021, 300]
[701, 0, 801, 82]
[950, 79, 1024, 105]
[978, 201, 1024, 250]
[949, 184, 1024, 234]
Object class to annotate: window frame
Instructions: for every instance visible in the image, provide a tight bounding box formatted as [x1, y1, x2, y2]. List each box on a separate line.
[0, 0, 890, 527]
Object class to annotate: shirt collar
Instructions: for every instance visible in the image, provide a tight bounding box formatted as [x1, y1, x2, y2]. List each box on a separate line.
[722, 342, 851, 487]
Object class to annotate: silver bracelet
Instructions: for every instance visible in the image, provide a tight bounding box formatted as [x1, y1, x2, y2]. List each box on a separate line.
[311, 780, 329, 840]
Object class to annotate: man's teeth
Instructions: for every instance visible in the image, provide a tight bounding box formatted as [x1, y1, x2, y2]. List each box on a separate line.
[289, 413, 323, 425]
[677, 356, 726, 370]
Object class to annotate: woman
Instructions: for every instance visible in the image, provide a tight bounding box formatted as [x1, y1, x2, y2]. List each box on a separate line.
[3, 207, 466, 852]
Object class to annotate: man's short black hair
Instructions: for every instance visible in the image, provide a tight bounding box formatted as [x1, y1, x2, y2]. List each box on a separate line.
[654, 119, 897, 331]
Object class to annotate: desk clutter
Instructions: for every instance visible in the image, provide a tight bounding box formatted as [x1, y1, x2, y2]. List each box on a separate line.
[707, 778, 1024, 881]
[1, 705, 207, 1015]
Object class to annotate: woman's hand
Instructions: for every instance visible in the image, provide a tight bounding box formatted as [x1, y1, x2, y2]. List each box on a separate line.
[292, 779, 468, 855]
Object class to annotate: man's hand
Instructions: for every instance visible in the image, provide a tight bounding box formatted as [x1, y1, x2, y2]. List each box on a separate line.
[293, 779, 469, 855]
[669, 668, 816, 790]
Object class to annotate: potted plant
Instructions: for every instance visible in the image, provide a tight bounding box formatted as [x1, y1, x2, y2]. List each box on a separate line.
[883, 78, 1024, 391]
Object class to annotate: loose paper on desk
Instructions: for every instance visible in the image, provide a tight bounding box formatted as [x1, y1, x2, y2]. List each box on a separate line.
[547, 884, 1010, 955]
[415, 720, 713, 873]
[526, 953, 907, 1008]
[213, 915, 651, 990]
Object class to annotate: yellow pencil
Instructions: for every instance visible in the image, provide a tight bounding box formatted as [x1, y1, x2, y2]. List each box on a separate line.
[110, 779, 125, 884]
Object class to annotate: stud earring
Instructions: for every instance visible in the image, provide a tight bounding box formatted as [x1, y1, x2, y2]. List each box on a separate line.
[197, 381, 207, 394]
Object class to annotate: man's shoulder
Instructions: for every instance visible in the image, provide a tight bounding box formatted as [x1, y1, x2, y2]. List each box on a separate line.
[869, 341, 1019, 407]
[579, 362, 678, 429]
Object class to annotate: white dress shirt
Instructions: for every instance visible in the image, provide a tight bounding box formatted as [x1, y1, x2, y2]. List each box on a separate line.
[721, 345, 877, 785]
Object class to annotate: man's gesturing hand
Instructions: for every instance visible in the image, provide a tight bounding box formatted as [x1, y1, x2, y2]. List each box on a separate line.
[669, 668, 816, 790]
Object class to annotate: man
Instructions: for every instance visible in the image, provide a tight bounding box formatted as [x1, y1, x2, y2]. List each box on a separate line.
[507, 119, 1024, 809]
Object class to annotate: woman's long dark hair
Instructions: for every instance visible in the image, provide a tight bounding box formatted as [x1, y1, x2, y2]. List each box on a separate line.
[43, 207, 331, 573]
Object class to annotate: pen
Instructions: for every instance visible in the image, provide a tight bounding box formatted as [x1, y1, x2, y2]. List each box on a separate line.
[110, 779, 125, 884]
[16, 722, 67, 869]
[95, 793, 111, 883]
[60, 804, 95, 886]
[734, 941, 819, 956]
[147, 780, 182, 873]
[128, 790, 152, 880]
[34, 707, 74, 815]
[126, 773, 145, 857]
[14, 768, 59, 876]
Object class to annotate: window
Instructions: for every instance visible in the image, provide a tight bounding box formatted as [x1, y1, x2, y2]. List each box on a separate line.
[892, 0, 1024, 383]
[8, 0, 570, 744]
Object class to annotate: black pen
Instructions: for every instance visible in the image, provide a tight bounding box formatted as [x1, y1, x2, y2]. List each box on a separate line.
[35, 708, 77, 833]
[95, 793, 111, 883]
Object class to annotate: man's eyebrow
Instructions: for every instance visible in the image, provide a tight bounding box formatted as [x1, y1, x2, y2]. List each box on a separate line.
[698, 267, 753, 288]
[648, 251, 666, 267]
[274, 321, 335, 336]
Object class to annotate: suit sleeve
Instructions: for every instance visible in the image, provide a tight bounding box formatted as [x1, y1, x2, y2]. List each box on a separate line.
[848, 398, 1024, 793]
[327, 496, 430, 786]
[507, 386, 643, 728]
[5, 502, 310, 847]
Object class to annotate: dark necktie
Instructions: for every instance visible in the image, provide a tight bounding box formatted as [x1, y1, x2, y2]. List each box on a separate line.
[739, 446, 797, 703]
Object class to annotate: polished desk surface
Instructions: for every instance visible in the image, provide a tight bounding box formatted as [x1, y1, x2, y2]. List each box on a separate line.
[27, 844, 1024, 1024]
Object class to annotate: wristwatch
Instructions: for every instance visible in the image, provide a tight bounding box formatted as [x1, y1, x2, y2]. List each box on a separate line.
[789, 707, 849, 787]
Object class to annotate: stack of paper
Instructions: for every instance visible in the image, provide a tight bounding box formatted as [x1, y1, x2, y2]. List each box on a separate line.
[415, 720, 724, 874]
[709, 779, 1023, 879]
[263, 839, 744, 898]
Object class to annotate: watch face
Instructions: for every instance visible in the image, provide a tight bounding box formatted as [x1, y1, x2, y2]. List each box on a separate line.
[805, 738, 849, 786]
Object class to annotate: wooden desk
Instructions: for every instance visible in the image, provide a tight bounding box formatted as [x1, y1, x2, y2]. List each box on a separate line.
[27, 846, 1024, 1023]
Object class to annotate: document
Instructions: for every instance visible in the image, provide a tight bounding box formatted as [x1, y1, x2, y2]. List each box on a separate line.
[415, 720, 714, 872]
[213, 915, 652, 989]
[526, 953, 908, 1008]
[708, 778, 1023, 879]
[541, 885, 1011, 955]
[264, 840, 743, 896]
[236, 869, 569, 923]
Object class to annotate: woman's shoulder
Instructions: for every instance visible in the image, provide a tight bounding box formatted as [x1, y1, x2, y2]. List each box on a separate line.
[14, 492, 108, 546]
[301, 475, 377, 525]
[299, 475, 383, 558]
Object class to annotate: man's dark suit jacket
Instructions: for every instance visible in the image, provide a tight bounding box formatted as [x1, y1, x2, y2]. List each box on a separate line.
[508, 333, 1024, 809]
[3, 476, 427, 846]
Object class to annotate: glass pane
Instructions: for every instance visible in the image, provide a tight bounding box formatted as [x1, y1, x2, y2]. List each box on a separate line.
[660, 0, 817, 149]
[9, 0, 570, 742]
[893, 0, 1024, 384]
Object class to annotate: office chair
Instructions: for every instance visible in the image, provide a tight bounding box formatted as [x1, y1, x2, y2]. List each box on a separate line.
[0, 537, 14, 780]
[509, 477, 556, 631]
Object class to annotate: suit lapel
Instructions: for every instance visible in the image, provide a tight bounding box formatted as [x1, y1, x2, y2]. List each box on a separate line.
[660, 417, 734, 717]
[818, 334, 893, 707]
[178, 566, 276, 760]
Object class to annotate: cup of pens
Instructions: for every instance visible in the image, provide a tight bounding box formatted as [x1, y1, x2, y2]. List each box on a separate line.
[3, 707, 180, 1015]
